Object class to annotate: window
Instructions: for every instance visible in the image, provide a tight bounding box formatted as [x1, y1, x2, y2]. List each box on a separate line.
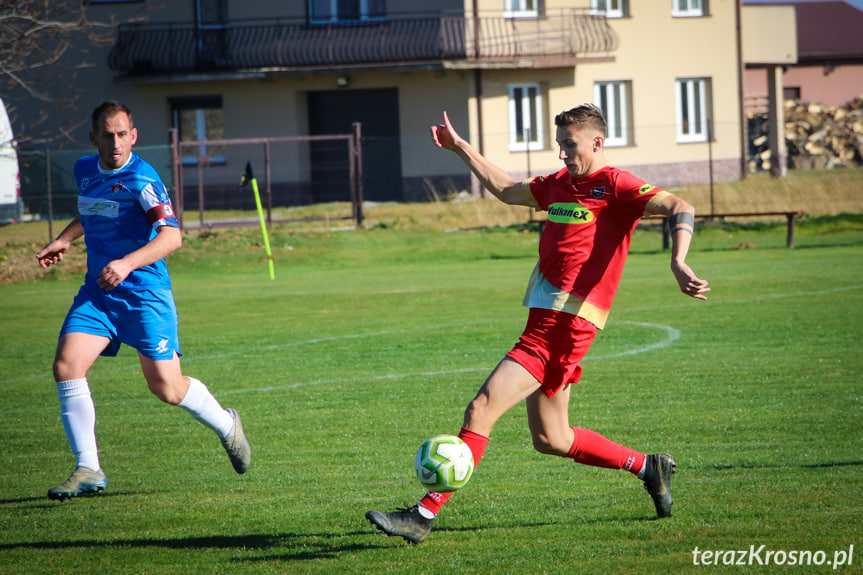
[594, 81, 631, 146]
[675, 78, 711, 143]
[672, 0, 707, 17]
[784, 86, 801, 101]
[197, 0, 227, 27]
[508, 83, 544, 152]
[590, 0, 627, 18]
[170, 97, 226, 165]
[309, 0, 386, 24]
[504, 0, 538, 18]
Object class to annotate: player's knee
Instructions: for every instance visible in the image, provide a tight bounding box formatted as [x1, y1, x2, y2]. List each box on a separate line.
[53, 356, 83, 381]
[463, 394, 489, 427]
[147, 379, 184, 405]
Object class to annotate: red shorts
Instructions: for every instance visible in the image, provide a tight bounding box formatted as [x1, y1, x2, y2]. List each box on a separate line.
[506, 307, 598, 398]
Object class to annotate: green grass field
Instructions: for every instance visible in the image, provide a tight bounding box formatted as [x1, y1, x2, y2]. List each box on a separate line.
[1, 216, 862, 574]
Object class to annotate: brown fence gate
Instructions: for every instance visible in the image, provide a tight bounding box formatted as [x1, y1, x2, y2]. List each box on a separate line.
[172, 124, 363, 229]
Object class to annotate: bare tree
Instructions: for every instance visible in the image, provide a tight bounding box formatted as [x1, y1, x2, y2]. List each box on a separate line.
[0, 1, 115, 145]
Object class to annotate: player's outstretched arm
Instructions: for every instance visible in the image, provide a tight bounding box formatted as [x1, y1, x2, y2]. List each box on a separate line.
[431, 111, 537, 208]
[36, 217, 84, 268]
[645, 193, 710, 300]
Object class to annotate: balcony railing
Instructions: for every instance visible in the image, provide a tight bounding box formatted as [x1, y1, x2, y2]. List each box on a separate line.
[108, 10, 617, 76]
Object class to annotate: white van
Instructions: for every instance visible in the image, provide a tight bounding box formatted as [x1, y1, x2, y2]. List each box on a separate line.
[0, 98, 22, 225]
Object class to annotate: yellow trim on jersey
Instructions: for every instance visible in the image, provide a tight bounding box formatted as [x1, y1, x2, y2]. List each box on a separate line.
[522, 264, 610, 330]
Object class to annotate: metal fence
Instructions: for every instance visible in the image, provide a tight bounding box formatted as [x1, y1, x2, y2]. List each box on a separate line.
[17, 145, 174, 240]
[17, 127, 365, 233]
[15, 120, 852, 233]
[173, 125, 364, 229]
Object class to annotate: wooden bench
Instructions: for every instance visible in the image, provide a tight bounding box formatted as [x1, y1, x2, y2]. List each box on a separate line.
[656, 211, 806, 249]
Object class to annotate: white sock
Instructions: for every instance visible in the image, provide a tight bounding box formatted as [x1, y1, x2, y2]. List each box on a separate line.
[178, 377, 234, 438]
[57, 379, 100, 472]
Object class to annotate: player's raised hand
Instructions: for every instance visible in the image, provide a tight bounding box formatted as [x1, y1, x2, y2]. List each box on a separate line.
[430, 111, 461, 150]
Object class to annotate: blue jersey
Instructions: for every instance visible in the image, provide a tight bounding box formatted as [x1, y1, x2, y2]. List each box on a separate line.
[74, 153, 179, 290]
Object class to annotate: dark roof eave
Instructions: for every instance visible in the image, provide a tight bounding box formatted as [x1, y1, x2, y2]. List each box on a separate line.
[113, 55, 616, 83]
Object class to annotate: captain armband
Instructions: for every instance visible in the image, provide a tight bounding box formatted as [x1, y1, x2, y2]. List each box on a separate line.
[668, 211, 695, 235]
[146, 203, 176, 225]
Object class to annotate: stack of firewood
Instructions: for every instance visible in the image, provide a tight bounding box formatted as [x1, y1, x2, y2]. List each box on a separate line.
[747, 95, 863, 172]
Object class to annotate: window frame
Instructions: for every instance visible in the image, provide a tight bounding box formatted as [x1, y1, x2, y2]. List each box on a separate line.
[594, 81, 631, 147]
[508, 83, 544, 152]
[671, 0, 706, 18]
[308, 0, 387, 25]
[504, 0, 539, 19]
[590, 0, 627, 18]
[170, 96, 226, 166]
[675, 77, 710, 143]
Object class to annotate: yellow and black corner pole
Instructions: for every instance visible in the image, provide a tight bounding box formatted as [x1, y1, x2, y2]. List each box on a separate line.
[240, 162, 275, 280]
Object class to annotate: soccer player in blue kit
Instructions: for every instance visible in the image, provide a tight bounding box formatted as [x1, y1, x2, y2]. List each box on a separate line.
[36, 101, 251, 500]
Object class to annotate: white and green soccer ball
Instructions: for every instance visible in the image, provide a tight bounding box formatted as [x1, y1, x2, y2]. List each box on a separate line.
[415, 434, 475, 493]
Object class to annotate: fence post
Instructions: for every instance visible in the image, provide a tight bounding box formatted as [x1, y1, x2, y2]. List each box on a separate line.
[197, 158, 205, 227]
[786, 212, 797, 248]
[264, 141, 272, 226]
[170, 129, 183, 229]
[46, 148, 54, 241]
[708, 117, 715, 217]
[662, 218, 670, 251]
[352, 122, 364, 227]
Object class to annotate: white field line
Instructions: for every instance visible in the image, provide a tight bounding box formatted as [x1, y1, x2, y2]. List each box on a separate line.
[219, 321, 680, 395]
[183, 320, 493, 362]
[619, 284, 863, 315]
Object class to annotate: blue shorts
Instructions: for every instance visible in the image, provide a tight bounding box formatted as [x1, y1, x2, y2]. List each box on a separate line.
[60, 283, 182, 360]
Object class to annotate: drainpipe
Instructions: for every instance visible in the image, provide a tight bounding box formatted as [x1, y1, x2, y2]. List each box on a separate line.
[473, 0, 483, 156]
[473, 0, 485, 196]
[735, 0, 746, 179]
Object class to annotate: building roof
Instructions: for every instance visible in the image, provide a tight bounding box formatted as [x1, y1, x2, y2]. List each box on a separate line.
[747, 1, 863, 60]
[795, 1, 863, 59]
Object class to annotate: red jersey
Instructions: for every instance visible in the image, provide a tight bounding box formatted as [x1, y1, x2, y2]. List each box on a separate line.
[525, 166, 667, 329]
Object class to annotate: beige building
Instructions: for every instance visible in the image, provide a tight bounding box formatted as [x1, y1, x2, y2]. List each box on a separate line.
[10, 1, 797, 207]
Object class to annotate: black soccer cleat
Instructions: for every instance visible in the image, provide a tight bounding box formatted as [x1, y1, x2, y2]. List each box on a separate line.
[366, 504, 433, 544]
[642, 453, 676, 518]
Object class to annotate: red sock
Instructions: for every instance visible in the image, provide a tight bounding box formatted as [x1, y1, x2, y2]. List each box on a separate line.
[567, 427, 645, 476]
[419, 427, 488, 515]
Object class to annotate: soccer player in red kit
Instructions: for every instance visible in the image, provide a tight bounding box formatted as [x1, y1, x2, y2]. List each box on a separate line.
[366, 104, 710, 544]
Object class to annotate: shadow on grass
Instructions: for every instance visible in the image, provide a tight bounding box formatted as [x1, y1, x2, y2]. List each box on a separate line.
[0, 490, 144, 506]
[237, 520, 559, 561]
[0, 531, 380, 561]
[0, 520, 562, 561]
[712, 460, 863, 470]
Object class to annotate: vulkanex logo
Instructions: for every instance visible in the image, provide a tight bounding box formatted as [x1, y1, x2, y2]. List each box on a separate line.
[548, 203, 594, 224]
[639, 184, 657, 195]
